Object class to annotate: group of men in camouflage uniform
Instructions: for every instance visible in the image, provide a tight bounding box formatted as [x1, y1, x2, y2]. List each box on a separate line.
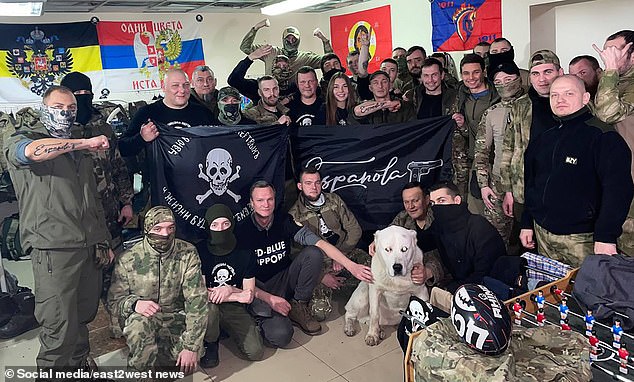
[3, 17, 634, 378]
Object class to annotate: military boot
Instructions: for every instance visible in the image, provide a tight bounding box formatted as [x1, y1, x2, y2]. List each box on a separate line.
[0, 292, 17, 326]
[289, 299, 321, 335]
[0, 287, 39, 339]
[200, 340, 219, 368]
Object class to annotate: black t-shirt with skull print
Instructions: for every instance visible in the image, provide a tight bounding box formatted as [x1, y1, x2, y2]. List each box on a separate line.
[288, 97, 326, 126]
[196, 243, 257, 290]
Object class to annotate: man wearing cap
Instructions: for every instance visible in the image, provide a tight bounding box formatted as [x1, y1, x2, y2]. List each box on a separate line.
[520, 75, 632, 266]
[353, 70, 415, 124]
[190, 65, 219, 118]
[60, 71, 134, 337]
[228, 45, 298, 105]
[488, 38, 530, 89]
[242, 76, 291, 126]
[216, 86, 255, 126]
[197, 204, 263, 368]
[473, 62, 525, 247]
[500, 50, 563, 228]
[240, 20, 334, 76]
[593, 30, 634, 256]
[108, 206, 208, 374]
[452, 53, 500, 213]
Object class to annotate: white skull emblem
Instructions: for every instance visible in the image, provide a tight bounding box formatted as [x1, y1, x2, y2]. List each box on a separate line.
[214, 268, 230, 286]
[409, 300, 429, 332]
[197, 148, 241, 204]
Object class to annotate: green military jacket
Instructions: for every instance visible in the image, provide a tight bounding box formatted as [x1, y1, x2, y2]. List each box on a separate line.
[107, 238, 208, 352]
[243, 100, 289, 126]
[406, 83, 458, 118]
[73, 107, 134, 245]
[240, 27, 333, 75]
[2, 107, 110, 249]
[289, 192, 362, 255]
[411, 318, 592, 382]
[473, 93, 523, 190]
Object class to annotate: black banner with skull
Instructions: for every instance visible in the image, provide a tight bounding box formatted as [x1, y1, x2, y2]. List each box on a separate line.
[291, 117, 455, 231]
[149, 124, 289, 243]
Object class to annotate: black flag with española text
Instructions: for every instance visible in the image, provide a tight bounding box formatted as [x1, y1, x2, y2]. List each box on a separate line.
[149, 124, 289, 243]
[290, 117, 455, 230]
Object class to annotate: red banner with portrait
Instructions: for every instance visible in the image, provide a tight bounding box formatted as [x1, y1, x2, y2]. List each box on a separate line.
[329, 5, 392, 75]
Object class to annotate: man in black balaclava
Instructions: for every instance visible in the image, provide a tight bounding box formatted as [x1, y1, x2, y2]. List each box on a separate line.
[318, 53, 346, 95]
[488, 38, 530, 89]
[61, 72, 134, 338]
[240, 19, 335, 76]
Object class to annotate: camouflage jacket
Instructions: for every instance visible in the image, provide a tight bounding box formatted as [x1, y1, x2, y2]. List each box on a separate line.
[288, 192, 362, 254]
[499, 93, 533, 203]
[107, 238, 208, 352]
[243, 100, 289, 126]
[73, 107, 134, 244]
[474, 93, 523, 190]
[390, 210, 446, 287]
[411, 318, 592, 382]
[240, 27, 333, 75]
[2, 107, 110, 249]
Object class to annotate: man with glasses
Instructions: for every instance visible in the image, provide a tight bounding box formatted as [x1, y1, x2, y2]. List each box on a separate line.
[119, 68, 215, 157]
[288, 167, 368, 322]
[190, 65, 220, 118]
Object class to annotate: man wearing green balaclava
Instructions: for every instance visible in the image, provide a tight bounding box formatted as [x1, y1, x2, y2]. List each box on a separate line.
[107, 206, 208, 375]
[196, 204, 263, 368]
[240, 19, 335, 76]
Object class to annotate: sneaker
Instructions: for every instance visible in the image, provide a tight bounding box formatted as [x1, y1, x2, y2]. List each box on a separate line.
[289, 300, 322, 335]
[200, 341, 219, 368]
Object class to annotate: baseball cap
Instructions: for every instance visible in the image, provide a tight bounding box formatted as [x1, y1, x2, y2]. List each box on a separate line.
[488, 61, 520, 82]
[218, 86, 241, 102]
[369, 70, 390, 82]
[529, 50, 560, 69]
[282, 26, 300, 40]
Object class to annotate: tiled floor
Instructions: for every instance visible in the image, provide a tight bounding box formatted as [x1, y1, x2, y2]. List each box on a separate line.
[1, 258, 404, 382]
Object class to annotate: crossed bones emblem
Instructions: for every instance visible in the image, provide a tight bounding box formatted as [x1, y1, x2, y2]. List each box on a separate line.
[196, 148, 242, 204]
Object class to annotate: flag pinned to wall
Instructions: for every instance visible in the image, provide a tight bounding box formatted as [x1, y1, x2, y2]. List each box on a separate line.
[431, 0, 501, 52]
[330, 5, 393, 75]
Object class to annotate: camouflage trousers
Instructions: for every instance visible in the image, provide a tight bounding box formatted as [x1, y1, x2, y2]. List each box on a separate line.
[482, 181, 513, 247]
[533, 223, 593, 268]
[617, 200, 634, 256]
[123, 311, 194, 372]
[206, 302, 263, 361]
[309, 248, 371, 321]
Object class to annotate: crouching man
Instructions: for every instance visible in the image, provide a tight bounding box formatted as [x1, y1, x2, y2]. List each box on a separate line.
[108, 207, 208, 376]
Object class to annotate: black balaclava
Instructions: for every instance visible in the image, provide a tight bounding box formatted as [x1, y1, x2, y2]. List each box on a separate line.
[205, 204, 237, 256]
[488, 47, 515, 71]
[60, 72, 94, 125]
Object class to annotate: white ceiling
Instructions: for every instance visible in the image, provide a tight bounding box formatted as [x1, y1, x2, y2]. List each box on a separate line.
[42, 0, 368, 14]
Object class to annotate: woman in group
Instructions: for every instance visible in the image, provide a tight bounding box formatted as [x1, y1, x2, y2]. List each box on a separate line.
[324, 72, 358, 126]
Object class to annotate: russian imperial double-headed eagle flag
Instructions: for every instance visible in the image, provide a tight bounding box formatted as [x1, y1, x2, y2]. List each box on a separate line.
[0, 22, 104, 104]
[432, 0, 501, 52]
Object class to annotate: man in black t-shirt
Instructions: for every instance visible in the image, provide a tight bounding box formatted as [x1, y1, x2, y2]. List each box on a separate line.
[287, 66, 325, 126]
[235, 181, 373, 344]
[118, 68, 216, 157]
[197, 204, 263, 368]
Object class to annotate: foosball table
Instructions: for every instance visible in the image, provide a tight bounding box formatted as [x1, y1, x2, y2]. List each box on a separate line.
[405, 266, 633, 382]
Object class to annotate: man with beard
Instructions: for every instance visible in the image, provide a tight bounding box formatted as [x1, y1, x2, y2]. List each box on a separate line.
[289, 167, 368, 322]
[473, 62, 525, 248]
[3, 85, 112, 373]
[569, 55, 603, 99]
[190, 65, 219, 118]
[229, 45, 298, 105]
[353, 70, 415, 124]
[488, 38, 530, 89]
[452, 54, 500, 213]
[243, 75, 292, 126]
[240, 20, 334, 75]
[288, 67, 326, 126]
[216, 87, 256, 126]
[500, 50, 563, 228]
[118, 69, 216, 157]
[60, 72, 134, 338]
[399, 46, 427, 95]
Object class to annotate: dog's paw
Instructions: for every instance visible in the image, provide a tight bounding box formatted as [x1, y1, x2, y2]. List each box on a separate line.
[344, 319, 357, 337]
[379, 328, 385, 339]
[365, 334, 381, 346]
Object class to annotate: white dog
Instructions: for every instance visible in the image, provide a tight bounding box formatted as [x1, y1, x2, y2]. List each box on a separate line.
[344, 225, 429, 346]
